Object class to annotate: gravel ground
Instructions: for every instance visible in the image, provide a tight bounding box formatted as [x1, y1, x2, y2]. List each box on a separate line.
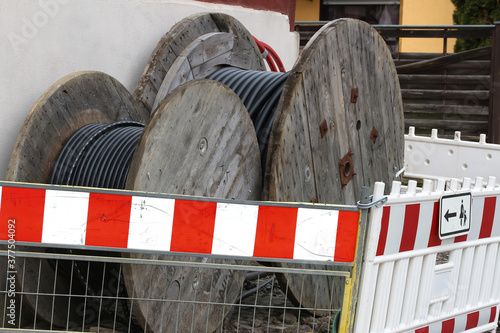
[221, 274, 338, 333]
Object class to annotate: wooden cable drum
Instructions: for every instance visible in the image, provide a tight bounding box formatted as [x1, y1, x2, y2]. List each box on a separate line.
[263, 18, 405, 313]
[5, 69, 260, 331]
[122, 14, 265, 331]
[5, 71, 150, 328]
[124, 79, 261, 333]
[133, 12, 266, 115]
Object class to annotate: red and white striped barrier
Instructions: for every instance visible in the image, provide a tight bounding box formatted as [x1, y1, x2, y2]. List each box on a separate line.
[410, 306, 497, 333]
[377, 192, 500, 257]
[0, 182, 360, 263]
[355, 178, 500, 333]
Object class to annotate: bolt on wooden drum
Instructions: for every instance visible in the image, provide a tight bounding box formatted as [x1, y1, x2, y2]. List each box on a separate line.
[124, 79, 261, 333]
[264, 19, 405, 313]
[5, 71, 150, 328]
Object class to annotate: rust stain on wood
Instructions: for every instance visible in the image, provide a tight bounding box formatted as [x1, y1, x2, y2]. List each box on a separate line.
[371, 126, 379, 143]
[319, 119, 328, 138]
[350, 87, 358, 103]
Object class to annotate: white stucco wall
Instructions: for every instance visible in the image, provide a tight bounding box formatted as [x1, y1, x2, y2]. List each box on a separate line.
[0, 0, 299, 179]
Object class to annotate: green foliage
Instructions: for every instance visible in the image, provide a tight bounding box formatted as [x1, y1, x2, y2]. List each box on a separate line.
[451, 0, 500, 51]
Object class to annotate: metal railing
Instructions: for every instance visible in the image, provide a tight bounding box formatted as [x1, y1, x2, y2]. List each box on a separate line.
[295, 22, 495, 55]
[1, 247, 348, 332]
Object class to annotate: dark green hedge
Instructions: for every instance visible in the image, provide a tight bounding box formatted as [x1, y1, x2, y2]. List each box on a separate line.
[451, 0, 500, 51]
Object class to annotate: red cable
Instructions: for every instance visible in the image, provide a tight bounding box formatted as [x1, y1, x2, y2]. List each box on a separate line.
[253, 36, 285, 72]
[253, 36, 278, 72]
[260, 41, 286, 73]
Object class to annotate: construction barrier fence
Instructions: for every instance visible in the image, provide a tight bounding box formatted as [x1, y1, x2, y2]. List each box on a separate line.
[0, 181, 367, 333]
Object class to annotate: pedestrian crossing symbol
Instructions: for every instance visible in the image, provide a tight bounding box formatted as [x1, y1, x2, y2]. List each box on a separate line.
[439, 192, 472, 239]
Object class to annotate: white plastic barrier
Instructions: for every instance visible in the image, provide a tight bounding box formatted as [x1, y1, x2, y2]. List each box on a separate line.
[404, 127, 500, 184]
[355, 177, 500, 332]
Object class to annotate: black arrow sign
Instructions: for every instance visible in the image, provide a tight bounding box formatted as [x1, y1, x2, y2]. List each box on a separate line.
[444, 209, 457, 222]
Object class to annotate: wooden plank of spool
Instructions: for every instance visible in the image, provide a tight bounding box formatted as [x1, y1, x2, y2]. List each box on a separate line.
[5, 71, 149, 328]
[264, 19, 404, 314]
[125, 80, 261, 333]
[152, 32, 235, 111]
[133, 12, 265, 114]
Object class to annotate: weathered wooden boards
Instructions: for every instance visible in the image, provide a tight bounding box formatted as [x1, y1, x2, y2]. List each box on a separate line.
[264, 19, 404, 313]
[396, 47, 491, 140]
[5, 72, 150, 327]
[133, 12, 265, 115]
[125, 80, 261, 332]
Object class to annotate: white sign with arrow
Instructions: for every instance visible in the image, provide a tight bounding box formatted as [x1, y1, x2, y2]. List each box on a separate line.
[439, 192, 472, 239]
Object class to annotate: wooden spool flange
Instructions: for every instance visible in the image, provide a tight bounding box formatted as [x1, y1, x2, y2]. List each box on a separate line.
[133, 12, 266, 115]
[5, 71, 150, 327]
[124, 79, 261, 332]
[264, 19, 405, 313]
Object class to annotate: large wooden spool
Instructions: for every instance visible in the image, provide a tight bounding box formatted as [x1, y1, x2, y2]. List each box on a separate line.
[264, 18, 404, 312]
[128, 13, 265, 331]
[5, 71, 150, 327]
[5, 70, 260, 331]
[133, 12, 265, 114]
[124, 79, 261, 332]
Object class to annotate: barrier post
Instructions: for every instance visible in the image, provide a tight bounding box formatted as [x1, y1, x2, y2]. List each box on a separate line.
[339, 186, 372, 332]
[489, 22, 500, 143]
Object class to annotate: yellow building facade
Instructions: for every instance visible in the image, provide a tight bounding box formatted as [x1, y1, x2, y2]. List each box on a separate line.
[295, 0, 456, 53]
[400, 0, 456, 53]
[295, 0, 321, 22]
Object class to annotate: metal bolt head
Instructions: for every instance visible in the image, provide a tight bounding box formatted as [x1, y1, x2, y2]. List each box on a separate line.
[305, 167, 311, 182]
[192, 273, 200, 289]
[199, 137, 208, 155]
[339, 150, 356, 188]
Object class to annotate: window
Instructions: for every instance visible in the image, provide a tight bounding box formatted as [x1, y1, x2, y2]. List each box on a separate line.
[320, 1, 400, 25]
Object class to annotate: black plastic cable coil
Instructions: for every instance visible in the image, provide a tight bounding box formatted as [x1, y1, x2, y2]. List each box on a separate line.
[50, 121, 145, 189]
[49, 121, 145, 332]
[208, 67, 289, 164]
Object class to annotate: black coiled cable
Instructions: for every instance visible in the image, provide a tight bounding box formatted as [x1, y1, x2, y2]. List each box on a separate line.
[51, 121, 145, 188]
[208, 67, 289, 166]
[50, 121, 145, 332]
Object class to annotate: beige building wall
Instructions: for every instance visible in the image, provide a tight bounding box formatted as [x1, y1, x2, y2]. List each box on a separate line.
[400, 0, 456, 53]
